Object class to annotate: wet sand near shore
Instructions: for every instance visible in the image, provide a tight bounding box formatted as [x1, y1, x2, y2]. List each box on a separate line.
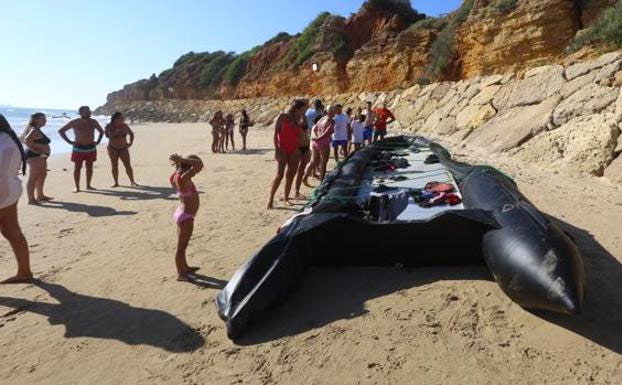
[1, 122, 621, 384]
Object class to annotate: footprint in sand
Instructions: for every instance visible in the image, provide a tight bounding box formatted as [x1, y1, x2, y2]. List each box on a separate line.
[58, 228, 75, 238]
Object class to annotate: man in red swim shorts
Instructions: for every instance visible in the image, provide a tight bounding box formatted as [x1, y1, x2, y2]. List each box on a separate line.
[58, 106, 104, 192]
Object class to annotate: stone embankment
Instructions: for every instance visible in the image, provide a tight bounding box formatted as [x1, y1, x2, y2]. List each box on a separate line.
[97, 51, 622, 187]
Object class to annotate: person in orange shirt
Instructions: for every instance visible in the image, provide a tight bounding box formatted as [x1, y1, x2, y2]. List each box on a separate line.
[373, 102, 396, 142]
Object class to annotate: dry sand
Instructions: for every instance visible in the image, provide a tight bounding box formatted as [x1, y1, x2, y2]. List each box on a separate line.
[1, 122, 621, 385]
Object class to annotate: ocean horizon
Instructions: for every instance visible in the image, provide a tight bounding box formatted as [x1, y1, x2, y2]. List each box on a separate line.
[1, 106, 109, 155]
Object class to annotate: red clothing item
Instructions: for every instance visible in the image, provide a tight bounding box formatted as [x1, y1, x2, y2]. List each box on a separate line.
[374, 108, 395, 130]
[278, 115, 302, 155]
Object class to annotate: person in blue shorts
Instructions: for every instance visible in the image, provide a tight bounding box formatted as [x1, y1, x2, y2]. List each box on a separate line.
[363, 101, 376, 146]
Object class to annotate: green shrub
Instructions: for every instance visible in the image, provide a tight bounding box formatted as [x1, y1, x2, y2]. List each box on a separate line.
[174, 52, 196, 67]
[278, 12, 351, 66]
[493, 0, 518, 14]
[426, 24, 455, 78]
[569, 0, 622, 51]
[367, 0, 427, 23]
[222, 45, 264, 86]
[454, 0, 475, 24]
[330, 35, 349, 60]
[408, 17, 448, 31]
[265, 32, 292, 46]
[223, 56, 249, 86]
[416, 77, 431, 85]
[159, 68, 173, 78]
[282, 12, 331, 66]
[199, 51, 236, 87]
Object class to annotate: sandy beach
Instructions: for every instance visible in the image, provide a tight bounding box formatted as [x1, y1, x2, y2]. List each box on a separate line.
[1, 122, 622, 385]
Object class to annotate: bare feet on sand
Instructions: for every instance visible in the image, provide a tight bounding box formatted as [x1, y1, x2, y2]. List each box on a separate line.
[111, 183, 120, 188]
[177, 267, 201, 281]
[86, 185, 96, 191]
[295, 193, 306, 200]
[28, 200, 39, 205]
[73, 188, 80, 193]
[177, 274, 192, 282]
[37, 196, 54, 202]
[1, 274, 34, 284]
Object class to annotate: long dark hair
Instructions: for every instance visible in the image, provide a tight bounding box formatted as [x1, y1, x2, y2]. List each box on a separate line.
[106, 112, 123, 130]
[0, 114, 26, 175]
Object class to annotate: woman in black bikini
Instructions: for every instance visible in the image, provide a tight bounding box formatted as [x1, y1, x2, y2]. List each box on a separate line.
[21, 112, 53, 204]
[239, 109, 253, 151]
[105, 112, 138, 187]
[294, 112, 313, 199]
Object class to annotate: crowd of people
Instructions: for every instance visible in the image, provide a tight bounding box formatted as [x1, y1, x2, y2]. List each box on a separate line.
[0, 107, 143, 282]
[267, 98, 395, 209]
[0, 97, 395, 283]
[209, 109, 254, 153]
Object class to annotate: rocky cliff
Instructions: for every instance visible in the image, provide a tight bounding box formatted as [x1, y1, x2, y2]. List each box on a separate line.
[98, 0, 619, 109]
[103, 51, 622, 188]
[95, 0, 622, 187]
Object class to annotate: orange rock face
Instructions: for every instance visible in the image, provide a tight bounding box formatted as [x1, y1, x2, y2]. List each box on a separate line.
[102, 0, 619, 109]
[345, 28, 435, 91]
[456, 0, 580, 78]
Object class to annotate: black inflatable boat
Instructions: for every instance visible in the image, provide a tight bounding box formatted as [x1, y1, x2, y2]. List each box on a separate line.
[216, 136, 585, 340]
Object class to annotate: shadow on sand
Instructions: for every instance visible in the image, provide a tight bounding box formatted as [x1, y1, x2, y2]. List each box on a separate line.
[181, 273, 228, 290]
[237, 266, 493, 345]
[531, 219, 622, 355]
[236, 218, 622, 355]
[39, 201, 137, 217]
[234, 148, 272, 155]
[0, 281, 204, 352]
[85, 185, 176, 201]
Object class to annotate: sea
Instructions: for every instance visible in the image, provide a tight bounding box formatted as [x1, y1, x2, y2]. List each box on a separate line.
[0, 106, 109, 155]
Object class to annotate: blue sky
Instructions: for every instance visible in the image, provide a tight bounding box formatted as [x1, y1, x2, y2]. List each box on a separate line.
[0, 0, 462, 109]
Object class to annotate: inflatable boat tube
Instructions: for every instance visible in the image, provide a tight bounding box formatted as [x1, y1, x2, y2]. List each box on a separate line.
[216, 136, 585, 340]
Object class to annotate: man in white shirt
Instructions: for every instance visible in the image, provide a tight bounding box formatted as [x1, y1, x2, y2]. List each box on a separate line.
[332, 104, 349, 162]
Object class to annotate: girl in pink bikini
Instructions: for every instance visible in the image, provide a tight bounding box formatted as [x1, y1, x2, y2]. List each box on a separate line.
[169, 153, 203, 281]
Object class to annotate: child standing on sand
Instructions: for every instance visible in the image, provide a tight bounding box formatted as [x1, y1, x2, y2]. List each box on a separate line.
[351, 113, 366, 151]
[169, 153, 203, 281]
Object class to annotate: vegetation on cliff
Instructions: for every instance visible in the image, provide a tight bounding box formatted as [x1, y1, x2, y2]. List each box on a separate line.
[279, 12, 349, 67]
[407, 17, 448, 32]
[420, 0, 474, 83]
[570, 0, 622, 51]
[104, 0, 622, 104]
[366, 0, 426, 23]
